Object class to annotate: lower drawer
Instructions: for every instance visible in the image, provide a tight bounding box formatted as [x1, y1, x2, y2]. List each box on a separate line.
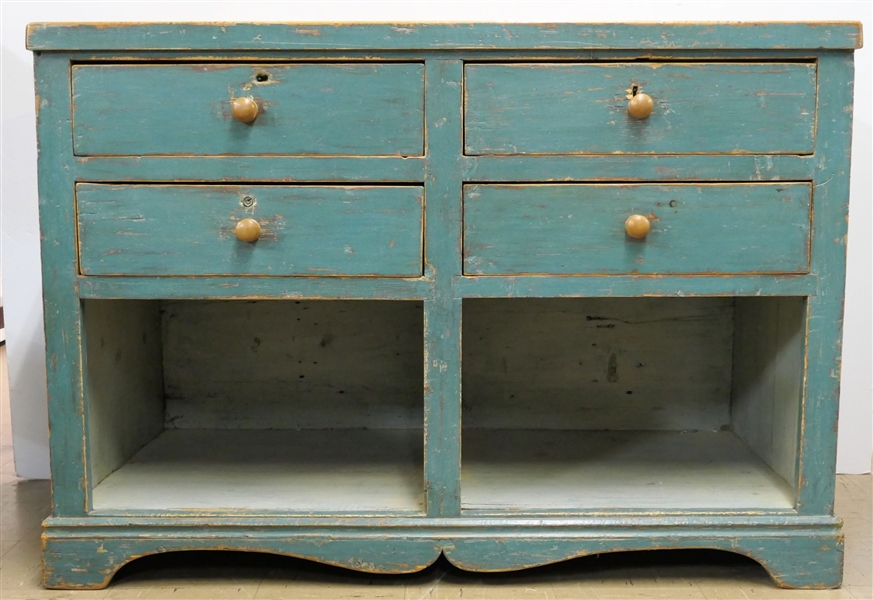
[77, 184, 424, 276]
[463, 183, 811, 276]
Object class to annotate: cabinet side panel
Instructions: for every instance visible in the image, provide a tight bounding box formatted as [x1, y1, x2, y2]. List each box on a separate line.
[732, 299, 777, 465]
[34, 53, 87, 516]
[773, 299, 806, 485]
[83, 300, 164, 485]
[731, 297, 804, 487]
[796, 52, 855, 515]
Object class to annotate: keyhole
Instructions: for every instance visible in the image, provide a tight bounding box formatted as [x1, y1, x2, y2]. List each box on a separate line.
[241, 195, 255, 208]
[255, 73, 269, 83]
[631, 85, 639, 97]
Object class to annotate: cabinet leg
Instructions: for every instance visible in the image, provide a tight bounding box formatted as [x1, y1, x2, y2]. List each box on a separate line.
[43, 536, 130, 590]
[739, 533, 844, 589]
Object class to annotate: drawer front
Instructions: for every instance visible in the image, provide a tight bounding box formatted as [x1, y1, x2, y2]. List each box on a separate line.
[464, 184, 811, 276]
[465, 63, 816, 155]
[77, 184, 424, 276]
[72, 63, 424, 156]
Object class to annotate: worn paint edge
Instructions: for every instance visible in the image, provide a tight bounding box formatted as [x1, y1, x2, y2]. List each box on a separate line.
[26, 22, 863, 51]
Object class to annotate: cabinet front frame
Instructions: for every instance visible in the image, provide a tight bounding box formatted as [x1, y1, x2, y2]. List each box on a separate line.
[35, 47, 851, 524]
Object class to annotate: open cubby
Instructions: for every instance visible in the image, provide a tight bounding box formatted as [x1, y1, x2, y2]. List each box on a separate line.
[83, 299, 424, 513]
[461, 297, 805, 512]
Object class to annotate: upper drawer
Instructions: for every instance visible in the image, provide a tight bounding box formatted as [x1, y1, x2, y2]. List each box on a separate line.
[77, 184, 424, 277]
[72, 63, 425, 157]
[464, 63, 817, 155]
[463, 183, 811, 276]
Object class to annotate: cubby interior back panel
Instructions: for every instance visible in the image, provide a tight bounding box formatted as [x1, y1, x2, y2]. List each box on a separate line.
[161, 300, 425, 429]
[462, 297, 735, 431]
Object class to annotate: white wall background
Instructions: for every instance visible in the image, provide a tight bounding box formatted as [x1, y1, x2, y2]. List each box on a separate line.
[2, 1, 870, 478]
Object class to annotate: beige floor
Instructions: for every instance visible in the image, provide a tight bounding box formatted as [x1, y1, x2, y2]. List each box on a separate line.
[1, 345, 870, 599]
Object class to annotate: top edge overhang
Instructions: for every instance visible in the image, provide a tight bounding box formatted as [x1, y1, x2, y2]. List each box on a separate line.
[26, 22, 864, 52]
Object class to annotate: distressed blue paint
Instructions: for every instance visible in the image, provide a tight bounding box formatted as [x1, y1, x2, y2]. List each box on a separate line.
[27, 22, 863, 51]
[75, 155, 426, 182]
[58, 48, 854, 63]
[443, 531, 843, 586]
[423, 59, 463, 517]
[465, 63, 817, 155]
[43, 515, 842, 527]
[77, 184, 424, 276]
[464, 183, 812, 275]
[42, 536, 442, 589]
[33, 54, 90, 517]
[74, 154, 813, 185]
[72, 63, 424, 156]
[76, 273, 818, 302]
[453, 274, 818, 298]
[77, 276, 431, 300]
[464, 154, 817, 182]
[795, 53, 855, 515]
[41, 516, 844, 589]
[30, 22, 859, 591]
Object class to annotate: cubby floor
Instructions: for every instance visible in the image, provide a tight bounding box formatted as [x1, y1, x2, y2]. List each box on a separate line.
[462, 429, 796, 511]
[92, 428, 424, 512]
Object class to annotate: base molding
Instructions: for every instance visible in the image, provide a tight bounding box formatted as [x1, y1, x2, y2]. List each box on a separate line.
[42, 515, 844, 590]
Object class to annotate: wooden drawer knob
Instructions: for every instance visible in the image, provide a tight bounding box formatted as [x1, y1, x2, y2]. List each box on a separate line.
[625, 214, 651, 239]
[235, 218, 261, 242]
[627, 92, 654, 120]
[232, 97, 259, 123]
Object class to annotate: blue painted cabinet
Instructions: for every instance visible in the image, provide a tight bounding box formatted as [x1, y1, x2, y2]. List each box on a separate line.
[28, 22, 861, 590]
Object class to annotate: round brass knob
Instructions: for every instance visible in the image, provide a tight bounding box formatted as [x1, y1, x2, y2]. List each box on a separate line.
[627, 92, 654, 120]
[231, 97, 259, 123]
[625, 215, 651, 239]
[235, 218, 261, 242]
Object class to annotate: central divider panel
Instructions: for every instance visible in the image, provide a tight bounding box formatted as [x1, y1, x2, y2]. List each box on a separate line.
[422, 59, 465, 517]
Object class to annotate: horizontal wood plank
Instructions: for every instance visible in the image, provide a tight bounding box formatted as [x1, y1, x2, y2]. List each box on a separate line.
[47, 514, 841, 528]
[72, 154, 814, 184]
[453, 274, 818, 298]
[27, 22, 863, 51]
[74, 155, 426, 183]
[77, 276, 432, 299]
[465, 154, 816, 182]
[58, 49, 849, 62]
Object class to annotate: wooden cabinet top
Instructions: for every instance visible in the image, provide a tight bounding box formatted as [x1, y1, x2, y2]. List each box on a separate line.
[27, 22, 862, 51]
